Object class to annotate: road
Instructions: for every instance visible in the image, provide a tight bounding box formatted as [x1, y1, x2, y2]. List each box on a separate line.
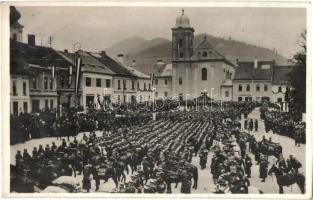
[10, 107, 306, 193]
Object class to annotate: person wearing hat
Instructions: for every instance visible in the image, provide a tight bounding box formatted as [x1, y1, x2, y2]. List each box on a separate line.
[259, 154, 269, 182]
[244, 154, 252, 178]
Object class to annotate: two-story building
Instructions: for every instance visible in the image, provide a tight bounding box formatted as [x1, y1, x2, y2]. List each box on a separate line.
[233, 60, 275, 102]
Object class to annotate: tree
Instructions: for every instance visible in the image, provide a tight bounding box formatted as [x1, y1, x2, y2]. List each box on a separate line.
[289, 30, 306, 118]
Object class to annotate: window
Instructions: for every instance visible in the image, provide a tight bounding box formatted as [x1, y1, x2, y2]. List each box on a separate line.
[96, 78, 101, 87]
[264, 84, 268, 91]
[60, 77, 65, 88]
[49, 78, 53, 90]
[246, 85, 250, 92]
[23, 102, 28, 113]
[238, 97, 242, 102]
[23, 82, 27, 96]
[148, 83, 151, 90]
[179, 52, 184, 58]
[164, 92, 168, 97]
[144, 83, 146, 91]
[229, 73, 232, 79]
[32, 77, 37, 89]
[277, 98, 283, 103]
[132, 80, 135, 90]
[86, 77, 91, 87]
[106, 79, 111, 88]
[140, 95, 142, 102]
[118, 95, 121, 101]
[201, 68, 207, 80]
[155, 91, 158, 97]
[256, 84, 260, 92]
[45, 99, 49, 109]
[13, 101, 18, 116]
[164, 79, 168, 85]
[202, 51, 208, 57]
[50, 100, 53, 109]
[155, 79, 158, 85]
[118, 80, 121, 90]
[179, 77, 183, 85]
[278, 86, 282, 92]
[44, 77, 48, 89]
[178, 38, 183, 48]
[179, 94, 183, 101]
[238, 84, 242, 92]
[137, 82, 140, 90]
[225, 91, 229, 97]
[123, 80, 127, 90]
[13, 81, 17, 96]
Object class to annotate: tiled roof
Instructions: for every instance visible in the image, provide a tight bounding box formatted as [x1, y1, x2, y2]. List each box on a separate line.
[57, 51, 116, 75]
[124, 65, 150, 79]
[272, 65, 294, 84]
[10, 40, 71, 75]
[92, 53, 136, 78]
[234, 61, 274, 80]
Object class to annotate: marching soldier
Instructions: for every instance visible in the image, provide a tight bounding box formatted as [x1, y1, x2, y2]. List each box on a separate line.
[244, 154, 252, 178]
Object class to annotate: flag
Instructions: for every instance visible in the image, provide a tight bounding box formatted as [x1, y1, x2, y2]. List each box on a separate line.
[150, 73, 155, 87]
[51, 66, 55, 79]
[75, 54, 82, 96]
[68, 65, 72, 86]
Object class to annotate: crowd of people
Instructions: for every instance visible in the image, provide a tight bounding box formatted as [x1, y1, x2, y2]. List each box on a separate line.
[10, 101, 304, 194]
[262, 110, 306, 145]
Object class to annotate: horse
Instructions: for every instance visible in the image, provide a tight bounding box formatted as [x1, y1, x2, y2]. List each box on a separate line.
[268, 164, 305, 194]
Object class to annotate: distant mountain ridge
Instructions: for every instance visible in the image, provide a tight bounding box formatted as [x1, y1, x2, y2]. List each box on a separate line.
[106, 34, 289, 75]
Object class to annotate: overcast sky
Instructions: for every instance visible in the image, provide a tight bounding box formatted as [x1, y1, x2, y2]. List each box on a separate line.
[17, 6, 306, 58]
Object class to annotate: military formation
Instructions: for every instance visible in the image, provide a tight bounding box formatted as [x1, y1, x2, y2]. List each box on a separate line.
[11, 102, 304, 194]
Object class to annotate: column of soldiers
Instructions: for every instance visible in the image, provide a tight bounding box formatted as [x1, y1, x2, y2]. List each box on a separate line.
[11, 101, 303, 193]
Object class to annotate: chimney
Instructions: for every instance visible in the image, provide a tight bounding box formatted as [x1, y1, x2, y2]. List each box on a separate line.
[132, 59, 136, 67]
[117, 54, 125, 65]
[254, 59, 258, 68]
[28, 34, 35, 46]
[64, 49, 68, 53]
[100, 51, 106, 58]
[236, 58, 239, 65]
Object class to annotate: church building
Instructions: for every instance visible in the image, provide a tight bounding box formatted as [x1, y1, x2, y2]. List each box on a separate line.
[171, 10, 235, 101]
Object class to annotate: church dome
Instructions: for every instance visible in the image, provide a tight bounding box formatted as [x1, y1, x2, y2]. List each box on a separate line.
[175, 9, 191, 28]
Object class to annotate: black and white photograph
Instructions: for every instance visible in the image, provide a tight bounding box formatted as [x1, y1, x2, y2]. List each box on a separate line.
[2, 2, 312, 198]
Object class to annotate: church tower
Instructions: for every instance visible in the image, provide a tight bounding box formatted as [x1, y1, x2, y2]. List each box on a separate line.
[172, 9, 194, 61]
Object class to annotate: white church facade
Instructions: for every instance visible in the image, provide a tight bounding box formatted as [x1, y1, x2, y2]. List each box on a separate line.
[170, 10, 235, 101]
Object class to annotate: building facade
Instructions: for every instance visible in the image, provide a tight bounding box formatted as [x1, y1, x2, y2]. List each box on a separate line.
[171, 10, 235, 101]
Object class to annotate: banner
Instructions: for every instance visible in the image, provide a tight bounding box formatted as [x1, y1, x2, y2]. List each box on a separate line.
[75, 54, 82, 96]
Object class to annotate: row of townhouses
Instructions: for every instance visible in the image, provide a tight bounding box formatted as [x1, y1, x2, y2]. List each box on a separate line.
[10, 8, 293, 115]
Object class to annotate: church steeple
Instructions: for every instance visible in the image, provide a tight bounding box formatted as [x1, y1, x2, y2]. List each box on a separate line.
[172, 9, 194, 62]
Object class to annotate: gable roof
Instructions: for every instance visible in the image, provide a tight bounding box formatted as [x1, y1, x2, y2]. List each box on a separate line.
[124, 65, 150, 79]
[234, 60, 275, 81]
[190, 37, 235, 67]
[57, 50, 116, 75]
[272, 65, 295, 84]
[91, 53, 136, 78]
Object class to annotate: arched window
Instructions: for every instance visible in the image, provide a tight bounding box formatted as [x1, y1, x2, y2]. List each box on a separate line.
[238, 84, 242, 92]
[201, 68, 207, 80]
[202, 51, 208, 57]
[246, 85, 250, 92]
